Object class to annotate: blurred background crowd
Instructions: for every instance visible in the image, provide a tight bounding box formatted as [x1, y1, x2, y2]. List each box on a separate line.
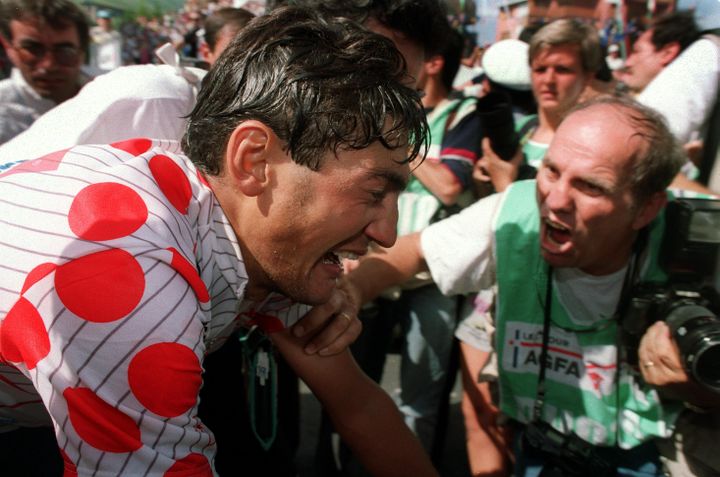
[0, 0, 689, 81]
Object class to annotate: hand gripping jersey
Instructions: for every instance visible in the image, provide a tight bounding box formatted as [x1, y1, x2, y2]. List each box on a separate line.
[0, 139, 309, 475]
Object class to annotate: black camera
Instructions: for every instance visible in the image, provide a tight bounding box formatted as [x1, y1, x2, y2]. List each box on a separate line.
[521, 420, 615, 477]
[623, 198, 720, 393]
[476, 91, 518, 161]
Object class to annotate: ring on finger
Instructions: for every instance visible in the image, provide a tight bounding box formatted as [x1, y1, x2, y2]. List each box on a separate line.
[339, 311, 353, 322]
[643, 360, 655, 368]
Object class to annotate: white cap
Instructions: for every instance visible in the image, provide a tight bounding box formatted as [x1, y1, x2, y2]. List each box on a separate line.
[481, 39, 531, 91]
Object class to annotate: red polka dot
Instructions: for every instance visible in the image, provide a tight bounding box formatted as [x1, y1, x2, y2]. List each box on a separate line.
[60, 449, 78, 476]
[128, 343, 202, 418]
[167, 248, 209, 303]
[68, 183, 148, 241]
[0, 297, 50, 369]
[0, 148, 69, 178]
[163, 453, 212, 476]
[110, 138, 153, 156]
[21, 262, 57, 294]
[56, 249, 145, 323]
[149, 155, 192, 215]
[64, 387, 142, 453]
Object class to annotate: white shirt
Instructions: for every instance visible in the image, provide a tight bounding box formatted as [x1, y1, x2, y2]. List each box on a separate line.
[0, 62, 206, 169]
[0, 69, 57, 145]
[637, 36, 720, 144]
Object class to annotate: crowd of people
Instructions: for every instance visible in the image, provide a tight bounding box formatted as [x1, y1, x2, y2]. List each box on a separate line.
[0, 0, 719, 476]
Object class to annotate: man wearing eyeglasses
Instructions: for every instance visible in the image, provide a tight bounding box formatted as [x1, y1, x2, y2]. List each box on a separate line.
[0, 0, 91, 144]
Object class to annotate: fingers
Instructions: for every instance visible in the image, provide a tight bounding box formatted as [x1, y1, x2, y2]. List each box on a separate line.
[481, 137, 494, 157]
[291, 288, 345, 339]
[473, 159, 491, 182]
[290, 283, 362, 355]
[509, 146, 524, 166]
[638, 321, 687, 385]
[304, 311, 363, 356]
[481, 138, 503, 165]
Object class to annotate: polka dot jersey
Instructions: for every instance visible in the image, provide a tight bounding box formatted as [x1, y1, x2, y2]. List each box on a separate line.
[0, 139, 311, 475]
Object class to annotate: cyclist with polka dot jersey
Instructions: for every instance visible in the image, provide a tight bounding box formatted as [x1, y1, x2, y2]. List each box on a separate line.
[0, 7, 437, 477]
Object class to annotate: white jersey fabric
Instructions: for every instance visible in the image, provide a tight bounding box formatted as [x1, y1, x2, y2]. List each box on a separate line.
[0, 138, 308, 475]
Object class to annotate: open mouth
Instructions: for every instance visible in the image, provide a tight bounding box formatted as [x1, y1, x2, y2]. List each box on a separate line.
[544, 218, 571, 246]
[321, 251, 360, 273]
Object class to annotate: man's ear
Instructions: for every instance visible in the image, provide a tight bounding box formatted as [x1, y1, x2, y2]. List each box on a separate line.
[658, 41, 681, 67]
[198, 41, 212, 63]
[224, 120, 273, 197]
[424, 54, 444, 76]
[633, 191, 667, 230]
[0, 35, 17, 66]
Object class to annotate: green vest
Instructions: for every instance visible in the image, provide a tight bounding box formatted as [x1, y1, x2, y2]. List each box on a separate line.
[493, 180, 680, 448]
[515, 114, 547, 168]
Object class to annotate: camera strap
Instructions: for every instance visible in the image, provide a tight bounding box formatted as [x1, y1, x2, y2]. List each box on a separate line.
[533, 265, 554, 422]
[532, 232, 647, 425]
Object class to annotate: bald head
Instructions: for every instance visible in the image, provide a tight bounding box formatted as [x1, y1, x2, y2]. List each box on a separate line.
[561, 96, 684, 204]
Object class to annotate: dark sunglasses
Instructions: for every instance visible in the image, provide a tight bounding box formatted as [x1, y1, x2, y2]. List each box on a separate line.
[12, 40, 82, 66]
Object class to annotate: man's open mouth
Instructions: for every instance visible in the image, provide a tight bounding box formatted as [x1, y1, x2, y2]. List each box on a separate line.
[321, 251, 360, 272]
[544, 218, 571, 245]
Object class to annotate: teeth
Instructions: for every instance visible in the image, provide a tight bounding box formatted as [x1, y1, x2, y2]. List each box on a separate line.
[322, 253, 340, 265]
[336, 251, 359, 261]
[544, 218, 568, 231]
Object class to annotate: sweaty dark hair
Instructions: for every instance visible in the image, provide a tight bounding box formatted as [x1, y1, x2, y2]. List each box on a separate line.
[438, 28, 464, 92]
[274, 0, 451, 57]
[649, 11, 700, 54]
[0, 0, 90, 50]
[183, 6, 428, 175]
[202, 7, 254, 52]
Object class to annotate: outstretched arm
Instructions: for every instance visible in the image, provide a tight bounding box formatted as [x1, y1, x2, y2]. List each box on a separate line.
[344, 232, 428, 305]
[272, 329, 438, 477]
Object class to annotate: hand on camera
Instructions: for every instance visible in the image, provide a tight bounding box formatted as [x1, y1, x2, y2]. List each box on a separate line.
[639, 321, 720, 409]
[638, 321, 688, 387]
[473, 138, 522, 193]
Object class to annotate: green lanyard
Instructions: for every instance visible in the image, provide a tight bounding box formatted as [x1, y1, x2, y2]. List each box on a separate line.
[238, 325, 278, 451]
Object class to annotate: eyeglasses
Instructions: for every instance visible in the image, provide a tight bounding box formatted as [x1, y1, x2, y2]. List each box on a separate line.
[12, 40, 82, 66]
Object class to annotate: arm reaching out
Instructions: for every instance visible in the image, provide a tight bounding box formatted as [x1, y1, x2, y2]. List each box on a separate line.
[344, 233, 428, 306]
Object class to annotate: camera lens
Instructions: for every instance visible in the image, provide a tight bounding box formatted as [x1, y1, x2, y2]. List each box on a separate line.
[695, 344, 720, 386]
[665, 304, 720, 393]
